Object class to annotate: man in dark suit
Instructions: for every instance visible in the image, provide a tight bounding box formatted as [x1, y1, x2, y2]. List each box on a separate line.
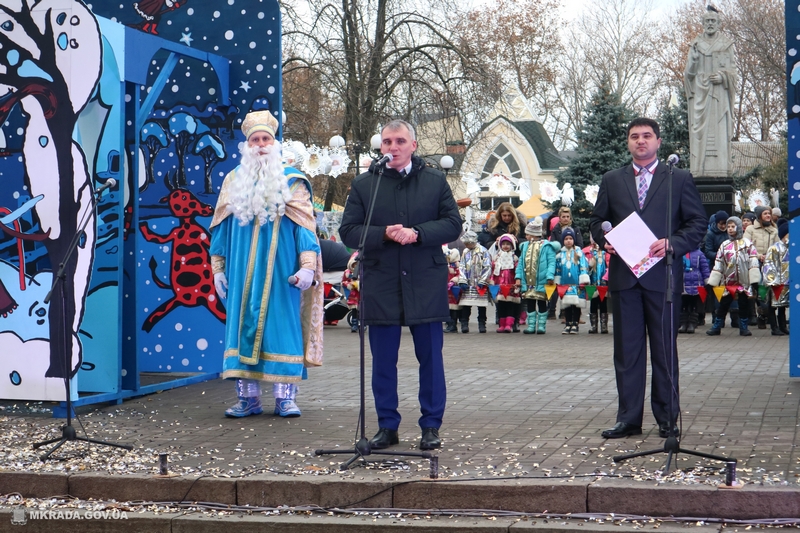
[339, 119, 462, 451]
[589, 117, 707, 439]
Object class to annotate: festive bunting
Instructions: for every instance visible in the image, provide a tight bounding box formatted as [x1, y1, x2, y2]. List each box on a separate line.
[343, 287, 350, 299]
[697, 285, 707, 303]
[585, 285, 596, 300]
[324, 282, 334, 296]
[500, 285, 512, 297]
[597, 286, 608, 302]
[772, 285, 784, 301]
[726, 284, 740, 296]
[489, 285, 500, 299]
[451, 286, 461, 301]
[712, 286, 725, 301]
[758, 285, 768, 299]
[477, 286, 488, 296]
[545, 284, 557, 299]
[556, 285, 568, 298]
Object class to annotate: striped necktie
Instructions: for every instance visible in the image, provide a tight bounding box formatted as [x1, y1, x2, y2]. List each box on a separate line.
[636, 166, 649, 208]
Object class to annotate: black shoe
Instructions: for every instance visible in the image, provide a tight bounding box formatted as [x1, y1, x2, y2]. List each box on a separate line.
[601, 422, 642, 439]
[658, 422, 680, 438]
[420, 427, 441, 450]
[478, 321, 486, 333]
[460, 322, 469, 333]
[443, 322, 458, 333]
[369, 428, 399, 450]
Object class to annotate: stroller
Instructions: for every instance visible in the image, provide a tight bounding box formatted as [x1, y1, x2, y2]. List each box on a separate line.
[322, 271, 356, 327]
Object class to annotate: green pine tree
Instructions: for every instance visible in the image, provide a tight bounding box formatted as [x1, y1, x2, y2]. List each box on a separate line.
[547, 79, 633, 237]
[658, 89, 690, 169]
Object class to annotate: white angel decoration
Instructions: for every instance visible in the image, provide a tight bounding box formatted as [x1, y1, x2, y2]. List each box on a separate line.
[560, 183, 574, 207]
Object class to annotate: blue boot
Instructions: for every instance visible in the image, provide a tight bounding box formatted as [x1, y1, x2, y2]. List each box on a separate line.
[274, 383, 301, 417]
[225, 379, 263, 417]
[739, 317, 752, 336]
[524, 312, 538, 334]
[536, 312, 548, 334]
[706, 315, 723, 336]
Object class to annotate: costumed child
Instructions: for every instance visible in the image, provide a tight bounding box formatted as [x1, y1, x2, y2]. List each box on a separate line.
[342, 252, 360, 333]
[457, 231, 492, 333]
[762, 222, 790, 336]
[516, 217, 560, 334]
[443, 247, 462, 333]
[679, 246, 710, 334]
[706, 216, 761, 336]
[554, 227, 589, 334]
[491, 234, 520, 333]
[583, 235, 610, 334]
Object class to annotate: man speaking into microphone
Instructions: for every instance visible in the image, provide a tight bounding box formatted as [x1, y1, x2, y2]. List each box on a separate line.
[339, 119, 461, 451]
[589, 118, 706, 440]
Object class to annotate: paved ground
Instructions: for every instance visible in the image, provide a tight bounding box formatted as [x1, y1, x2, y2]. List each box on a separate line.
[1, 314, 796, 487]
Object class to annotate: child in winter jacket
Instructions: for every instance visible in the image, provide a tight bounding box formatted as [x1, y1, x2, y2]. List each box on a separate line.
[554, 227, 590, 334]
[491, 234, 520, 333]
[516, 217, 560, 334]
[706, 216, 761, 336]
[680, 247, 710, 334]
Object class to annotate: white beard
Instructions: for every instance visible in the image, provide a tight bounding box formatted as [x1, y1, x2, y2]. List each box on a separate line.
[226, 141, 293, 226]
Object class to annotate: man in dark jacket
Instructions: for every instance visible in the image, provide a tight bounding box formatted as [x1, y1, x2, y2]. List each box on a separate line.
[589, 117, 707, 440]
[339, 119, 462, 451]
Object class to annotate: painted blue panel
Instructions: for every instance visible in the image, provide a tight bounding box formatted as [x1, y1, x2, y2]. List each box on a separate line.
[787, 1, 800, 376]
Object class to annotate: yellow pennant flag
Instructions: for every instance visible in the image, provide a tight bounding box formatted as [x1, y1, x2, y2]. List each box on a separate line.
[712, 286, 726, 301]
[545, 284, 557, 299]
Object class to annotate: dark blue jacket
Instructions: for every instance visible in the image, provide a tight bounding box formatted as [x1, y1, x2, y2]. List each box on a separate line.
[339, 156, 462, 325]
[703, 215, 728, 264]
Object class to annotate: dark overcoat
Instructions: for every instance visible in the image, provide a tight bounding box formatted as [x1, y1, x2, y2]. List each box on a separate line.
[339, 156, 462, 325]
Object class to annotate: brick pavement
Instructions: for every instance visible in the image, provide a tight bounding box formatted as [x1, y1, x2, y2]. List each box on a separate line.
[1, 316, 797, 486]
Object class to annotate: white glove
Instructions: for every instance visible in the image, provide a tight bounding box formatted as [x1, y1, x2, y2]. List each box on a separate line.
[214, 272, 228, 299]
[291, 267, 315, 291]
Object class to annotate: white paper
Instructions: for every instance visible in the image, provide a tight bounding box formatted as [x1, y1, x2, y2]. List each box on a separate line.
[604, 212, 663, 278]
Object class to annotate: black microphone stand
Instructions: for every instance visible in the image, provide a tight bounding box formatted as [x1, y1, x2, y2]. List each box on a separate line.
[613, 158, 733, 474]
[33, 186, 133, 461]
[314, 161, 433, 470]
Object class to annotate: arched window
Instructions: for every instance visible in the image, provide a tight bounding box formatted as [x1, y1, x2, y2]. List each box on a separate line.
[479, 143, 523, 209]
[481, 143, 522, 180]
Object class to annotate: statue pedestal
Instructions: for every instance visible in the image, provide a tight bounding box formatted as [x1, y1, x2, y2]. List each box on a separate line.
[693, 176, 734, 218]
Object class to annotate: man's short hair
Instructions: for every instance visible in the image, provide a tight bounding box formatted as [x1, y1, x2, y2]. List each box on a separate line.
[627, 117, 661, 139]
[382, 119, 416, 141]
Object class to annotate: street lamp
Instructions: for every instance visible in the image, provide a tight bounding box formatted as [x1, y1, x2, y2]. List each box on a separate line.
[440, 155, 454, 175]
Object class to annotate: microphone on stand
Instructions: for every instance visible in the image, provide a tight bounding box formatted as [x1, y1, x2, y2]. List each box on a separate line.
[95, 178, 117, 197]
[667, 154, 679, 167]
[375, 153, 393, 167]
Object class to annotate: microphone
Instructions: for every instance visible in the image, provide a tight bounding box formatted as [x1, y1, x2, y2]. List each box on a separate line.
[287, 275, 319, 287]
[375, 153, 393, 167]
[667, 154, 679, 166]
[601, 221, 613, 234]
[95, 178, 117, 196]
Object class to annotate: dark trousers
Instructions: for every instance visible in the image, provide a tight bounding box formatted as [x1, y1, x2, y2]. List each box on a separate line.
[459, 306, 487, 321]
[612, 287, 680, 427]
[589, 297, 608, 314]
[718, 292, 751, 320]
[680, 294, 699, 314]
[525, 298, 548, 313]
[563, 304, 579, 323]
[368, 323, 446, 431]
[496, 301, 519, 319]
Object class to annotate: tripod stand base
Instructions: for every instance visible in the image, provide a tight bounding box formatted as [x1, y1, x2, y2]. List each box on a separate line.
[613, 436, 733, 474]
[316, 437, 433, 470]
[33, 424, 134, 462]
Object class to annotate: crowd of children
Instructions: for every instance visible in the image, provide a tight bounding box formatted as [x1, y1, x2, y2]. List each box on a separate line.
[441, 216, 610, 335]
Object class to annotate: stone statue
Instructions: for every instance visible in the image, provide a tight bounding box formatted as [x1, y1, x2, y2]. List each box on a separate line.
[684, 7, 738, 178]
